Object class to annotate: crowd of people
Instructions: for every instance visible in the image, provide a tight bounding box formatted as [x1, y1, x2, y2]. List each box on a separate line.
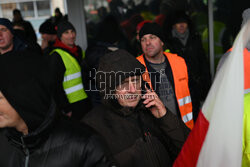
[0, 4, 249, 167]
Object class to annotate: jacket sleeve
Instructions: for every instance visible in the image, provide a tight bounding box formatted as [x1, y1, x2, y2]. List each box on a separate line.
[81, 134, 118, 167]
[156, 110, 190, 160]
[48, 52, 70, 111]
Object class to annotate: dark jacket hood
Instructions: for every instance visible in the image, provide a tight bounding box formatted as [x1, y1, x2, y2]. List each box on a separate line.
[0, 53, 54, 133]
[163, 11, 196, 38]
[9, 36, 28, 53]
[96, 49, 145, 115]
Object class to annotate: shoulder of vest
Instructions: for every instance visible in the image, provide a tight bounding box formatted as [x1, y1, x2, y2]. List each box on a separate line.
[136, 54, 143, 59]
[164, 52, 186, 63]
[50, 48, 66, 54]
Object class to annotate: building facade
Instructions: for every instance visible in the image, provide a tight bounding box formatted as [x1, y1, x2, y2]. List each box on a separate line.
[0, 0, 67, 40]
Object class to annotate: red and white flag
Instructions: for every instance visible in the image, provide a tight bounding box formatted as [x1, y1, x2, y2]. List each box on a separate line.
[173, 20, 250, 167]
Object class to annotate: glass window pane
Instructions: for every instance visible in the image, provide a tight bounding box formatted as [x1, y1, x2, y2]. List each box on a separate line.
[1, 3, 16, 19]
[20, 2, 34, 18]
[37, 1, 50, 17]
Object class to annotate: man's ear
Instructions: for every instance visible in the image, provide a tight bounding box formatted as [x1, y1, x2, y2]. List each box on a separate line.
[161, 41, 164, 47]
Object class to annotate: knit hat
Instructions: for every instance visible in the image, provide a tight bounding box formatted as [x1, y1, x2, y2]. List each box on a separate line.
[39, 20, 56, 34]
[0, 53, 52, 133]
[172, 11, 189, 25]
[0, 18, 14, 34]
[139, 22, 165, 42]
[96, 49, 145, 96]
[136, 20, 152, 32]
[242, 8, 250, 27]
[56, 21, 76, 39]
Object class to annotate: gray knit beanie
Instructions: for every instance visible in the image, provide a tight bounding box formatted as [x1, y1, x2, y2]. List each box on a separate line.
[242, 8, 250, 27]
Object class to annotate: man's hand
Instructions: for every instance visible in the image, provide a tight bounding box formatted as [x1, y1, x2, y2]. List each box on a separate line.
[142, 86, 167, 118]
[41, 39, 49, 50]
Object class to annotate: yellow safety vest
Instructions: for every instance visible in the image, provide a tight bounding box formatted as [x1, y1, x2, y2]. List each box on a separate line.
[51, 49, 88, 103]
[242, 48, 250, 166]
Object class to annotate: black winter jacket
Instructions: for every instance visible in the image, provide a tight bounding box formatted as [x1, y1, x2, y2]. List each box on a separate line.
[83, 102, 190, 167]
[0, 116, 116, 167]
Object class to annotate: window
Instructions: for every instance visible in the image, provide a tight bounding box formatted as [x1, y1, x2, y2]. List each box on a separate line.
[1, 3, 16, 19]
[37, 1, 50, 17]
[20, 2, 34, 18]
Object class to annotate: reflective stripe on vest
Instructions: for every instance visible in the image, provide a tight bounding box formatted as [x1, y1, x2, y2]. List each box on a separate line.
[51, 49, 87, 103]
[242, 48, 250, 167]
[179, 96, 192, 106]
[137, 53, 194, 129]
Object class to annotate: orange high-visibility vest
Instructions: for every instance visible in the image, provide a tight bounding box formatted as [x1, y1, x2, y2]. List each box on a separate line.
[137, 52, 194, 129]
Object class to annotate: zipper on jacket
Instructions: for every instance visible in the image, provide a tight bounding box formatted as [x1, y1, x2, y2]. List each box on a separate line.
[144, 132, 162, 167]
[21, 137, 30, 167]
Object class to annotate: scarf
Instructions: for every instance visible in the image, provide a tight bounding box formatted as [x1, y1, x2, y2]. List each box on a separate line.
[53, 38, 79, 57]
[172, 28, 189, 46]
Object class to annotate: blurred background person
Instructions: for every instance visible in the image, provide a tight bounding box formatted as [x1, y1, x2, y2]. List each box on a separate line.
[49, 7, 66, 26]
[163, 11, 211, 121]
[39, 20, 57, 55]
[12, 21, 41, 54]
[12, 9, 37, 43]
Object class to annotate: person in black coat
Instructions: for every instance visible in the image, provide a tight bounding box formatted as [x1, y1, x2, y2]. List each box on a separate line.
[39, 20, 57, 55]
[0, 45, 116, 167]
[12, 9, 37, 43]
[83, 49, 189, 167]
[163, 11, 211, 121]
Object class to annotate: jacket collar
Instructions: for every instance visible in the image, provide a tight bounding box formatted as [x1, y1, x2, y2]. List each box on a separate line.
[4, 101, 58, 152]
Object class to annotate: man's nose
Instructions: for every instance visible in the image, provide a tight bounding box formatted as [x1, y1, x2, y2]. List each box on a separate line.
[69, 32, 75, 37]
[144, 38, 151, 45]
[128, 83, 136, 93]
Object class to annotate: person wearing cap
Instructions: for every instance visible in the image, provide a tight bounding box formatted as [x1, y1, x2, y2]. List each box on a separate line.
[12, 9, 37, 43]
[0, 17, 41, 56]
[12, 21, 42, 54]
[83, 49, 189, 167]
[137, 22, 194, 129]
[49, 21, 91, 120]
[0, 52, 116, 167]
[39, 20, 57, 55]
[130, 20, 152, 56]
[163, 11, 211, 122]
[52, 8, 64, 26]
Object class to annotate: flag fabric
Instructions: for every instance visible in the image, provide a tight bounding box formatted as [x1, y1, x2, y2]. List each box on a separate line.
[173, 20, 250, 167]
